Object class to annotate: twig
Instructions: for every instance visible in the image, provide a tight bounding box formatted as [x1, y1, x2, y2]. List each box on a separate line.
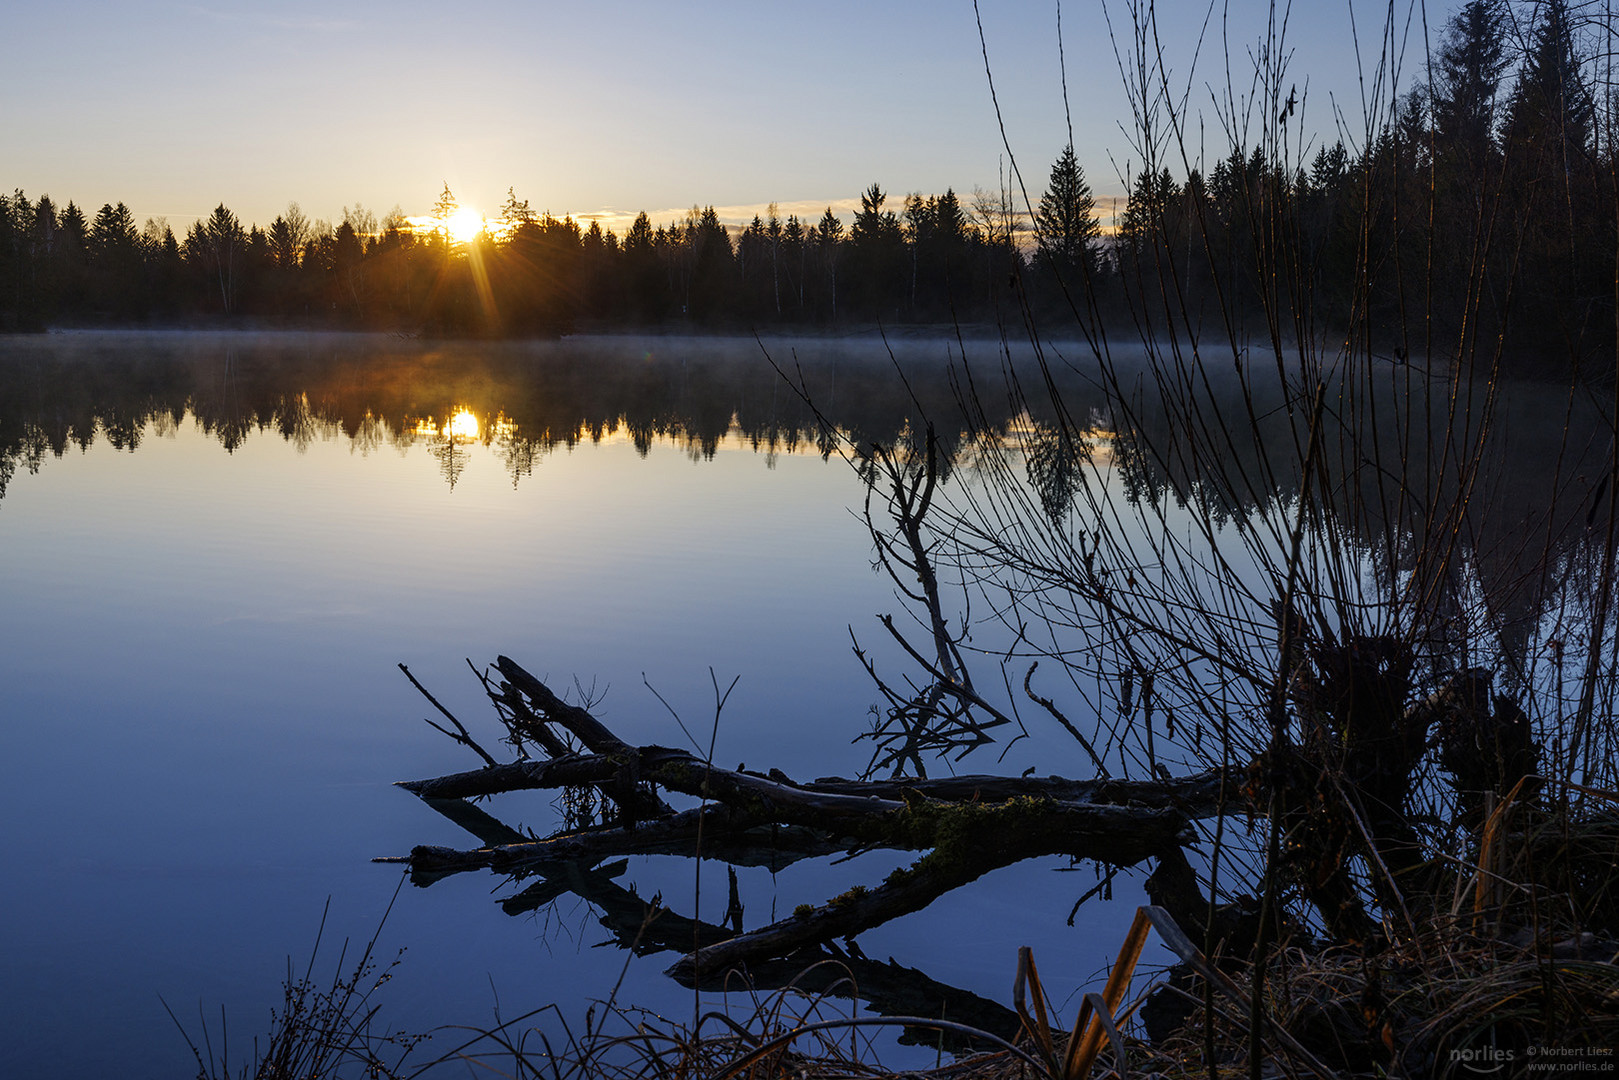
[399, 663, 499, 768]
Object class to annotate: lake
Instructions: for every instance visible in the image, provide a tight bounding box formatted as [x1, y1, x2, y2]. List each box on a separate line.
[1, 331, 1151, 1079]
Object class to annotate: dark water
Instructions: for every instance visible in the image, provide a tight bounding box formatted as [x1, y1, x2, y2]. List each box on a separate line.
[1, 332, 1145, 1078]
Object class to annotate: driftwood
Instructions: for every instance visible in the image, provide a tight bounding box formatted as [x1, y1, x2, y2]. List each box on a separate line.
[402, 794, 1023, 1045]
[384, 655, 1231, 1003]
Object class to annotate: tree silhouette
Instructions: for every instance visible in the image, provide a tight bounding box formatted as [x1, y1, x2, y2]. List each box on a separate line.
[2, 0, 1614, 348]
[1503, 0, 1592, 160]
[183, 204, 246, 315]
[1498, 0, 1603, 358]
[814, 207, 843, 321]
[622, 211, 664, 322]
[687, 205, 733, 322]
[1433, 0, 1507, 172]
[1035, 144, 1101, 286]
[500, 187, 535, 232]
[431, 183, 459, 245]
[848, 184, 904, 319]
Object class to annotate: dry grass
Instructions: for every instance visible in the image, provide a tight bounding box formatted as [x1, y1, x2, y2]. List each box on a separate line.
[186, 843, 1619, 1080]
[165, 895, 426, 1080]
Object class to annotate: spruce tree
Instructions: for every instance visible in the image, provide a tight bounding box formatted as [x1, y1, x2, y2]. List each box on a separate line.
[1432, 0, 1506, 170]
[1496, 0, 1607, 361]
[815, 208, 843, 321]
[1503, 0, 1591, 160]
[1036, 145, 1100, 281]
[848, 184, 903, 318]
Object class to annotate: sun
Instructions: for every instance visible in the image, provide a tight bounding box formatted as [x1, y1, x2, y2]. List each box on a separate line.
[446, 207, 484, 243]
[447, 409, 480, 441]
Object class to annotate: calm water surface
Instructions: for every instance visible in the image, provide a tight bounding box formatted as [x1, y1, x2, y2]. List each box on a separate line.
[0, 332, 1138, 1079]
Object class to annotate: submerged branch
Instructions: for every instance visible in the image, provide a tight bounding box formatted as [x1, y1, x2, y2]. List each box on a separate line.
[397, 803, 846, 882]
[392, 659, 1208, 982]
[667, 798, 1191, 980]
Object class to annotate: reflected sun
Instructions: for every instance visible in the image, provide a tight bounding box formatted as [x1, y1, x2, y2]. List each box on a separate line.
[447, 409, 480, 441]
[446, 207, 483, 243]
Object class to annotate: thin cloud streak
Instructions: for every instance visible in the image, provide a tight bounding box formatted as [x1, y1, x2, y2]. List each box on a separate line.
[184, 5, 360, 33]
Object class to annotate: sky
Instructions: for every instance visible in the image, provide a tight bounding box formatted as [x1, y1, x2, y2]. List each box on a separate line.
[2, 0, 1435, 236]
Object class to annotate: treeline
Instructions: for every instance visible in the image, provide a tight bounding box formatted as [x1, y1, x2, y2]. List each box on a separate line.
[1094, 0, 1610, 370]
[1110, 0, 1618, 366]
[2, 0, 1613, 360]
[0, 182, 1032, 335]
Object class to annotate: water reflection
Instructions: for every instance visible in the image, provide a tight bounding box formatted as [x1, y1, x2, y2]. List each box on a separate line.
[0, 333, 1171, 506]
[0, 333, 992, 498]
[3, 332, 1609, 667]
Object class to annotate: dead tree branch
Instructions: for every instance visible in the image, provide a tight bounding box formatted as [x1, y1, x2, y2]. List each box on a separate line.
[388, 659, 1218, 985]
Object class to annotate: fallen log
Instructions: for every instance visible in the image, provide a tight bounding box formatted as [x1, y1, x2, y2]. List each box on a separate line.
[394, 794, 1023, 1047]
[398, 753, 622, 800]
[668, 798, 1192, 980]
[493, 655, 633, 755]
[391, 802, 847, 881]
[399, 744, 1229, 829]
[805, 768, 1234, 815]
[399, 743, 914, 832]
[397, 750, 1196, 877]
[387, 657, 1232, 1000]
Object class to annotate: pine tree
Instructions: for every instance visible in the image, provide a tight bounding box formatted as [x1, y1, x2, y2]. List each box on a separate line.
[848, 184, 904, 318]
[269, 216, 300, 269]
[783, 214, 807, 312]
[89, 203, 144, 317]
[431, 183, 459, 247]
[622, 212, 664, 322]
[1119, 167, 1179, 253]
[1036, 145, 1101, 281]
[1502, 0, 1592, 160]
[1497, 0, 1603, 359]
[194, 204, 246, 314]
[1432, 0, 1506, 170]
[815, 208, 843, 321]
[501, 187, 536, 232]
[766, 203, 783, 316]
[89, 202, 138, 254]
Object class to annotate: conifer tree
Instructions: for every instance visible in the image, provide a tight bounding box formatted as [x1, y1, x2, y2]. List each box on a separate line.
[268, 216, 300, 270]
[1507, 0, 1591, 149]
[1036, 144, 1100, 281]
[782, 214, 806, 312]
[848, 184, 903, 318]
[431, 183, 459, 247]
[1432, 0, 1507, 170]
[191, 204, 246, 314]
[815, 208, 843, 321]
[89, 202, 144, 317]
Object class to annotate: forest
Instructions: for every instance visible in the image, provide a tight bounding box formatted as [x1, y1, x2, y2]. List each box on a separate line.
[2, 0, 1614, 368]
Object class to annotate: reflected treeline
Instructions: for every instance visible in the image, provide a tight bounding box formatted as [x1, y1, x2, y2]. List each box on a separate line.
[0, 333, 1089, 500]
[1019, 352, 1616, 686]
[6, 333, 1608, 658]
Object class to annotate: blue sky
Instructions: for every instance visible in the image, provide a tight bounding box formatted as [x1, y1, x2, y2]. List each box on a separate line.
[2, 1, 1426, 234]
